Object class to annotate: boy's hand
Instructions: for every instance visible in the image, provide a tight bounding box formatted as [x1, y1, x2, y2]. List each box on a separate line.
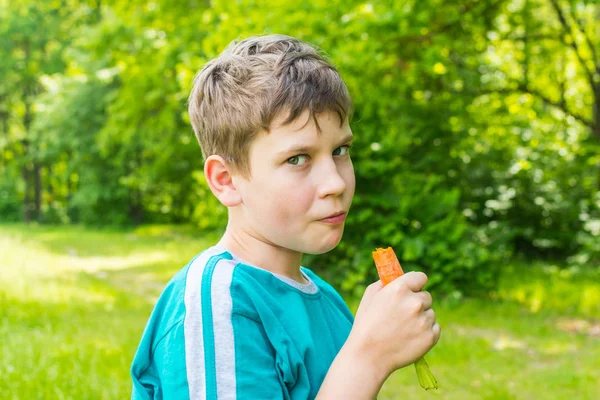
[347, 272, 441, 379]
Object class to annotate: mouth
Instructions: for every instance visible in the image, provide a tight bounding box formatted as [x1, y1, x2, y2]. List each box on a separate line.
[319, 211, 347, 224]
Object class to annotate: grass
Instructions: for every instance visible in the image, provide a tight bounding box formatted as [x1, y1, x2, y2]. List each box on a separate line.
[0, 223, 217, 400]
[1, 223, 599, 399]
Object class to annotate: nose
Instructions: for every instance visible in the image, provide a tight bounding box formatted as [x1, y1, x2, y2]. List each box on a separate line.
[316, 158, 347, 198]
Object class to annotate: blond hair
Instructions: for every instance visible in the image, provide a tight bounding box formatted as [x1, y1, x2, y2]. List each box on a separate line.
[187, 34, 353, 177]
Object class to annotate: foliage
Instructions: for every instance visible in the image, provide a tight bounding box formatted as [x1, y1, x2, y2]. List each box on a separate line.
[1, 0, 599, 295]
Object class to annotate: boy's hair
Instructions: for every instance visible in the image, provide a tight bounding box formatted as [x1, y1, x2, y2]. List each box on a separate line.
[187, 34, 353, 177]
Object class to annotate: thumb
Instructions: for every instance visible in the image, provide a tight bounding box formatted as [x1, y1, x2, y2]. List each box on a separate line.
[386, 271, 428, 293]
[354, 280, 383, 320]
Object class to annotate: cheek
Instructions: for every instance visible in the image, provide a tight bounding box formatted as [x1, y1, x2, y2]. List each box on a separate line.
[343, 162, 356, 199]
[263, 176, 313, 223]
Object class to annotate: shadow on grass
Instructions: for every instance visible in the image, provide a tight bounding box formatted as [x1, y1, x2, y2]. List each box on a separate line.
[27, 257, 198, 311]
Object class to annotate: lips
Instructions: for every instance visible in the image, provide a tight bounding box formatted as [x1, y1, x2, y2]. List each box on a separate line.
[325, 211, 345, 219]
[319, 211, 347, 223]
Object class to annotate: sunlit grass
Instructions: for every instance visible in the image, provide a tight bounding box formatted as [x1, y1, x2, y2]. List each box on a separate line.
[495, 261, 600, 318]
[1, 224, 599, 399]
[379, 299, 599, 399]
[0, 223, 217, 400]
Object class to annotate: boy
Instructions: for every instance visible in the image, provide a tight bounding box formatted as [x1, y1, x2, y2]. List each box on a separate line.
[131, 34, 440, 399]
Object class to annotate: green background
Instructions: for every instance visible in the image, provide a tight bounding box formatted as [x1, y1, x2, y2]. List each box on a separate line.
[1, 0, 599, 398]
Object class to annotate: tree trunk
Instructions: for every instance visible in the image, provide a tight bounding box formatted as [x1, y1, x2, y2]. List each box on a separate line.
[22, 164, 31, 223]
[22, 38, 34, 222]
[65, 163, 75, 222]
[22, 94, 32, 222]
[46, 164, 53, 196]
[0, 94, 7, 134]
[129, 199, 144, 226]
[594, 84, 600, 142]
[594, 84, 600, 190]
[33, 162, 42, 221]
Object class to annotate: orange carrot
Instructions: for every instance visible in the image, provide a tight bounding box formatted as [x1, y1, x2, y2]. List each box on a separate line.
[372, 247, 405, 286]
[372, 247, 439, 390]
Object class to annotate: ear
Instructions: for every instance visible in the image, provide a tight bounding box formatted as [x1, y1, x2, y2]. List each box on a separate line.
[204, 155, 242, 207]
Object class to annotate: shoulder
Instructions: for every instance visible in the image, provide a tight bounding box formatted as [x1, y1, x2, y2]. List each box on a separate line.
[181, 247, 269, 322]
[132, 247, 285, 399]
[136, 247, 241, 343]
[132, 247, 251, 367]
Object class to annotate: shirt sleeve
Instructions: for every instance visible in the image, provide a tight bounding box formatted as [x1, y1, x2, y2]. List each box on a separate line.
[131, 320, 188, 400]
[131, 359, 160, 400]
[230, 313, 289, 400]
[132, 255, 288, 400]
[131, 312, 287, 400]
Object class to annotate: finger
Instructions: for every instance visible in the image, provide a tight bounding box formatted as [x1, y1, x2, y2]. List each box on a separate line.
[416, 291, 433, 310]
[355, 280, 383, 319]
[391, 271, 428, 293]
[432, 322, 441, 346]
[363, 280, 383, 299]
[423, 308, 436, 326]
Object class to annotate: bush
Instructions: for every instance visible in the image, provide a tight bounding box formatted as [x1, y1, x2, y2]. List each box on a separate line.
[569, 191, 600, 267]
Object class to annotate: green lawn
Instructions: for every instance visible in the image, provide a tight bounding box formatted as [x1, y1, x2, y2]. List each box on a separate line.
[1, 224, 599, 399]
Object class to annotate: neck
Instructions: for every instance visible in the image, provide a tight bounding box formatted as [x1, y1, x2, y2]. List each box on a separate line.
[217, 221, 307, 284]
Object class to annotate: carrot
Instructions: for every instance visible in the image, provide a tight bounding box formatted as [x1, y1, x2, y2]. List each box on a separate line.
[372, 247, 439, 390]
[372, 246, 406, 285]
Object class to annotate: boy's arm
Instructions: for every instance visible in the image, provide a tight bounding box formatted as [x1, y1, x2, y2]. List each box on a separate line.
[316, 340, 387, 399]
[317, 273, 441, 399]
[230, 313, 287, 399]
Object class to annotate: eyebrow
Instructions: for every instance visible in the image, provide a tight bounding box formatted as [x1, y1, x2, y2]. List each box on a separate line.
[278, 134, 354, 156]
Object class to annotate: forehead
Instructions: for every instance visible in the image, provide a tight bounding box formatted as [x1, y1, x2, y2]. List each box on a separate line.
[260, 109, 350, 149]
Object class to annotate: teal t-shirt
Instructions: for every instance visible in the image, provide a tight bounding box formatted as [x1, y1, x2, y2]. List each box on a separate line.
[131, 245, 354, 399]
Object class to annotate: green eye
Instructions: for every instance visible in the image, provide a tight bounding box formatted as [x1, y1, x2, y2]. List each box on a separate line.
[287, 155, 309, 166]
[333, 145, 351, 156]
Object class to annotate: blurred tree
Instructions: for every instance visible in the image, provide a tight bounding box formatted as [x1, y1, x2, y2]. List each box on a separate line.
[458, 0, 600, 258]
[0, 0, 101, 222]
[1, 0, 598, 293]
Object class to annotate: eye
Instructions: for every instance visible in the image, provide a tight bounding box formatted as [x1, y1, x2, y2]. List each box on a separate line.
[333, 144, 351, 156]
[287, 154, 309, 166]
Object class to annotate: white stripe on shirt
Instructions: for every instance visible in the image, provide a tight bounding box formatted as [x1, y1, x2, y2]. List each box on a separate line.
[184, 248, 219, 399]
[211, 260, 237, 400]
[184, 248, 237, 400]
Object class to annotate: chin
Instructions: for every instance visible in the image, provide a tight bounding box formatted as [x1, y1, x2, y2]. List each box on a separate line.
[306, 231, 344, 255]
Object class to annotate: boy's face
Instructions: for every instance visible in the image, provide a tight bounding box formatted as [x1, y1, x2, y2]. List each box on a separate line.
[232, 109, 355, 255]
